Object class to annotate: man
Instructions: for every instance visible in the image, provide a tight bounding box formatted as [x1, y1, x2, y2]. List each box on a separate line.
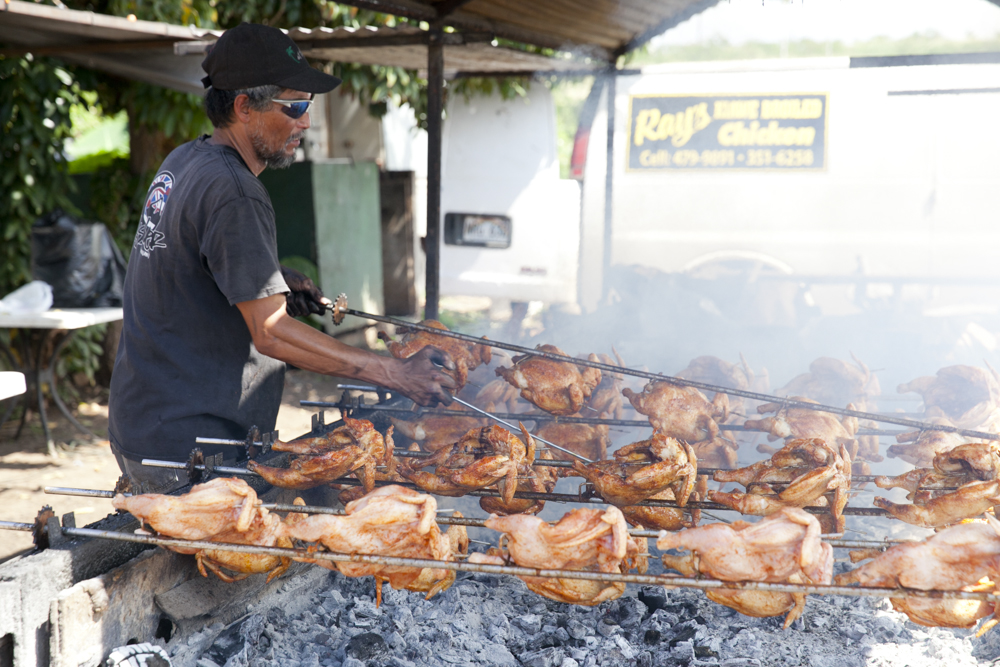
[108, 23, 455, 491]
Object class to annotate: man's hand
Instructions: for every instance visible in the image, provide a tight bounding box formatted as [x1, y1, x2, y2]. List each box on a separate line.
[280, 265, 330, 317]
[237, 294, 457, 407]
[390, 346, 458, 407]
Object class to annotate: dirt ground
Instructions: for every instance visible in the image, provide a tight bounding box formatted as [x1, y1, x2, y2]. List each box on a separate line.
[0, 369, 347, 562]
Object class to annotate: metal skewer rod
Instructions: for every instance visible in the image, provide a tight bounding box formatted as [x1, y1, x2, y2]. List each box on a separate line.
[333, 304, 999, 440]
[0, 520, 992, 603]
[299, 400, 899, 437]
[448, 396, 593, 463]
[141, 459, 895, 517]
[36, 486, 909, 550]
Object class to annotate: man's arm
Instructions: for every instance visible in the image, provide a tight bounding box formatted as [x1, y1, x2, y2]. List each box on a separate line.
[237, 294, 456, 406]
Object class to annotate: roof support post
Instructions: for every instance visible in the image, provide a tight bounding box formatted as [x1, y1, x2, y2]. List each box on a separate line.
[424, 21, 445, 321]
[601, 67, 617, 300]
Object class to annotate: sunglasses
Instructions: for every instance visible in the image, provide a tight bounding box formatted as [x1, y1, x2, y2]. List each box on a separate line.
[271, 97, 314, 119]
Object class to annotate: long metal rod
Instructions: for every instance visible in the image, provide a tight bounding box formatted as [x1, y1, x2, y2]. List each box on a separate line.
[0, 521, 992, 603]
[299, 399, 902, 437]
[448, 395, 593, 462]
[37, 486, 909, 550]
[333, 307, 1000, 440]
[138, 459, 892, 517]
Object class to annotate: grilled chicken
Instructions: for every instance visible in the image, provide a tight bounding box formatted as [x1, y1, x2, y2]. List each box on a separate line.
[622, 380, 737, 467]
[874, 441, 1000, 528]
[887, 417, 967, 467]
[675, 354, 755, 417]
[407, 511, 469, 598]
[495, 344, 602, 416]
[398, 424, 529, 504]
[657, 507, 833, 628]
[533, 421, 609, 463]
[479, 447, 558, 516]
[586, 351, 627, 419]
[475, 377, 523, 413]
[835, 516, 1000, 632]
[572, 433, 697, 507]
[776, 356, 882, 461]
[281, 485, 456, 603]
[391, 408, 486, 453]
[248, 421, 394, 492]
[745, 397, 858, 455]
[898, 364, 1000, 431]
[470, 507, 646, 606]
[272, 417, 390, 456]
[624, 381, 729, 442]
[710, 439, 851, 531]
[114, 478, 295, 583]
[778, 355, 880, 411]
[620, 486, 701, 531]
[379, 319, 491, 390]
[113, 477, 259, 541]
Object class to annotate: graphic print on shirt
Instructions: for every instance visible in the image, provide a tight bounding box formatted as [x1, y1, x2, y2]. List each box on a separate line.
[134, 171, 174, 257]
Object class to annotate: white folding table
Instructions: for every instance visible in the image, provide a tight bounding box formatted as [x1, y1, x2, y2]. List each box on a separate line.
[0, 307, 123, 455]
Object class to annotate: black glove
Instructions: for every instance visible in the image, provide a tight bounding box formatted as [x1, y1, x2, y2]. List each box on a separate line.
[280, 265, 330, 317]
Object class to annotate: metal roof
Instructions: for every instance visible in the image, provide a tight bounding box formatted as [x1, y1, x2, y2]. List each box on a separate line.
[331, 0, 723, 60]
[0, 1, 630, 94]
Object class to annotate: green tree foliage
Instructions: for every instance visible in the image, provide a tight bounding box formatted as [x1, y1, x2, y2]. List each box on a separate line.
[0, 56, 80, 296]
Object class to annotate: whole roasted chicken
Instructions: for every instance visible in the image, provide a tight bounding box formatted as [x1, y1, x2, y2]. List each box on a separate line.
[379, 319, 491, 390]
[479, 446, 558, 516]
[495, 344, 602, 416]
[533, 421, 609, 463]
[898, 364, 1000, 431]
[390, 408, 486, 453]
[469, 507, 647, 606]
[622, 380, 737, 467]
[281, 485, 457, 604]
[113, 478, 294, 583]
[397, 424, 528, 503]
[248, 419, 393, 492]
[572, 432, 698, 508]
[835, 515, 1000, 633]
[657, 507, 833, 628]
[873, 441, 1000, 528]
[621, 486, 700, 532]
[675, 354, 756, 418]
[887, 417, 967, 467]
[778, 355, 880, 411]
[585, 351, 627, 419]
[710, 438, 852, 532]
[745, 397, 858, 453]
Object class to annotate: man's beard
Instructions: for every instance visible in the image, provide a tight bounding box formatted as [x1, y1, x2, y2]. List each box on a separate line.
[250, 126, 301, 170]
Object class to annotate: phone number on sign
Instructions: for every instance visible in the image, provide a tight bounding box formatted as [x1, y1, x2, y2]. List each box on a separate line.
[637, 148, 815, 168]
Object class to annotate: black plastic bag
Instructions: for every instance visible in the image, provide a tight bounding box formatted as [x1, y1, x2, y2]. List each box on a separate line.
[30, 209, 127, 308]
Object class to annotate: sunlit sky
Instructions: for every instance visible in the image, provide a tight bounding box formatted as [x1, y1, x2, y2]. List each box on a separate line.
[651, 0, 1000, 46]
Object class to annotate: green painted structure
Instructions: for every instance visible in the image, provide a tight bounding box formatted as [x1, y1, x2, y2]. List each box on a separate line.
[261, 160, 385, 318]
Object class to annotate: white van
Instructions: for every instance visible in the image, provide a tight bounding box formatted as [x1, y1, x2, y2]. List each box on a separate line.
[579, 57, 1000, 315]
[381, 85, 581, 308]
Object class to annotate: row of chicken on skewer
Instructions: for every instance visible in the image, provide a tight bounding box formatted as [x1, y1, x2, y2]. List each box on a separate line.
[242, 403, 1000, 544]
[111, 477, 1000, 636]
[381, 319, 1000, 465]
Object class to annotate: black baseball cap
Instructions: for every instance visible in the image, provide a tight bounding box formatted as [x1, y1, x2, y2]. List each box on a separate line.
[201, 23, 341, 93]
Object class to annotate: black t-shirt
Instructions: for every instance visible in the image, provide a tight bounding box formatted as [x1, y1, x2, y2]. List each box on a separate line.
[108, 136, 289, 462]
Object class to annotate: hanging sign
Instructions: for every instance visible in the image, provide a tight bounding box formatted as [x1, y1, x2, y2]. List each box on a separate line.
[626, 93, 828, 171]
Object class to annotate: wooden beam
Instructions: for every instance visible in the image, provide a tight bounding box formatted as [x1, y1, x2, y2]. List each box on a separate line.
[296, 30, 492, 51]
[434, 0, 478, 17]
[0, 37, 181, 58]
